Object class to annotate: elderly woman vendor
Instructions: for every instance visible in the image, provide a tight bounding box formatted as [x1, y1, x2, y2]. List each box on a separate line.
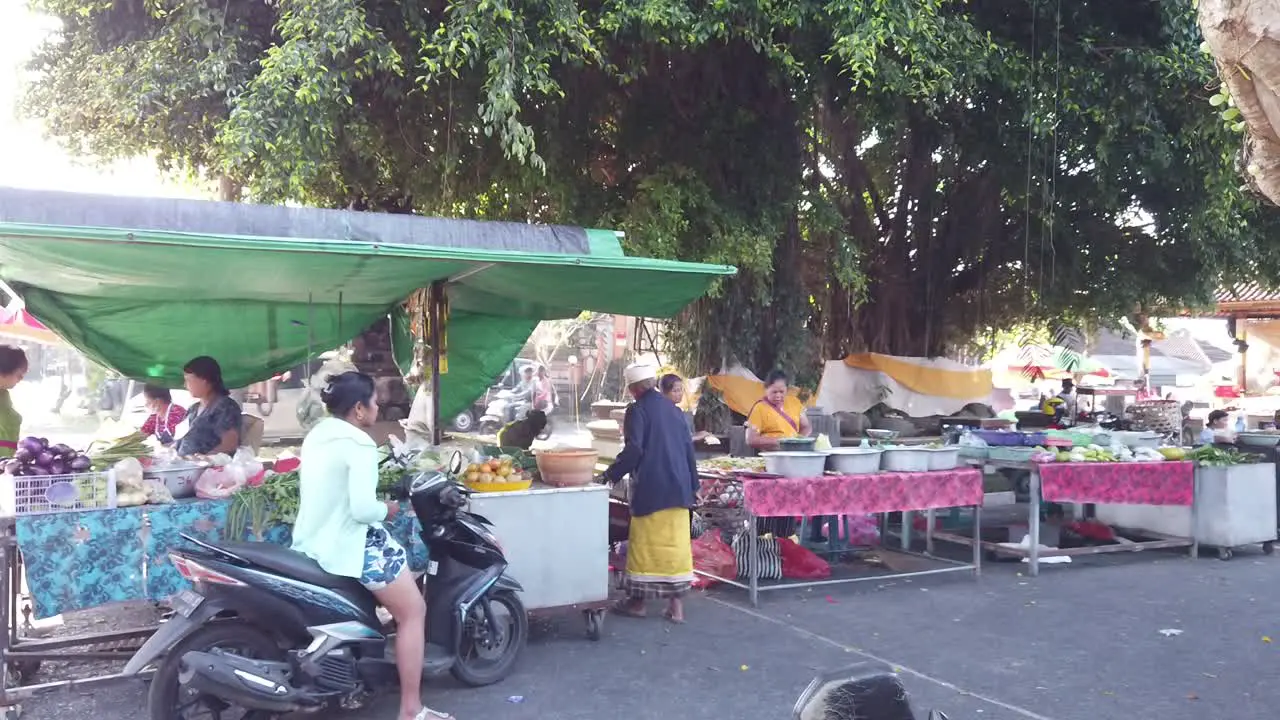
[177, 356, 242, 456]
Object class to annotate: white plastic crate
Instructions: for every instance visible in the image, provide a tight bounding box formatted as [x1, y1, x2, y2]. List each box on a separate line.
[1, 470, 117, 516]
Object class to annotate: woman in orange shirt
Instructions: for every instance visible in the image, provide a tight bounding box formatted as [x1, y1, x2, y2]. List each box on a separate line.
[745, 370, 815, 539]
[745, 370, 811, 451]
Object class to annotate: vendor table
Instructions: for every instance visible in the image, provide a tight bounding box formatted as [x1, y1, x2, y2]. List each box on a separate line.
[698, 468, 984, 606]
[937, 460, 1199, 576]
[0, 500, 427, 704]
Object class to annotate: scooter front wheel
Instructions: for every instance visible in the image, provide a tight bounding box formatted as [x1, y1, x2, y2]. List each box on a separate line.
[449, 590, 527, 687]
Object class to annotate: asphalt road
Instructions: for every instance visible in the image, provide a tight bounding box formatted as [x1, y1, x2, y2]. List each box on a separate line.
[11, 545, 1280, 720]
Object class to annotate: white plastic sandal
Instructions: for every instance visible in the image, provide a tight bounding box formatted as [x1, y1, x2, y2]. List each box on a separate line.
[412, 708, 455, 720]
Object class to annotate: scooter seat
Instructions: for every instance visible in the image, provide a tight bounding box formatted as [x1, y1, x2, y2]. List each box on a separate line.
[218, 541, 363, 591]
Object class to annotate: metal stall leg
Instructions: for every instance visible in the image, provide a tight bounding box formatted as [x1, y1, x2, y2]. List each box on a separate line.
[925, 508, 936, 555]
[1190, 471, 1200, 560]
[972, 504, 983, 576]
[0, 536, 10, 706]
[1028, 468, 1042, 577]
[748, 515, 760, 607]
[901, 511, 913, 550]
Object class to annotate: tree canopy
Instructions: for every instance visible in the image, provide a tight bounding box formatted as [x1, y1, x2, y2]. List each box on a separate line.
[23, 0, 1280, 385]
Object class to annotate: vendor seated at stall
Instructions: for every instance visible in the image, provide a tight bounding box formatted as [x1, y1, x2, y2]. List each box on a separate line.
[1198, 409, 1235, 445]
[177, 356, 242, 456]
[745, 370, 811, 451]
[141, 384, 186, 446]
[496, 409, 547, 451]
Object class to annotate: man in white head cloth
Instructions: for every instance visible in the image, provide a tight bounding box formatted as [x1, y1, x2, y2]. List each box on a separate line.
[603, 362, 699, 624]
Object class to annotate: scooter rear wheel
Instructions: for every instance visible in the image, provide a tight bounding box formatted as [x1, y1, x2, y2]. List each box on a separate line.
[148, 621, 283, 720]
[449, 590, 527, 687]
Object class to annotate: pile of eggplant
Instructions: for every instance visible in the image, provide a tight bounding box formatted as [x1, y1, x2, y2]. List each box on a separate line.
[6, 436, 93, 477]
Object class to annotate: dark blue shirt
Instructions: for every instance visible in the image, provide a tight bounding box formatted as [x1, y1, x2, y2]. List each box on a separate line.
[605, 389, 699, 517]
[178, 395, 243, 456]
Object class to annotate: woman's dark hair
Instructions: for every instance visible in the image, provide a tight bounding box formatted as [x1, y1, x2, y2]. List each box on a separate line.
[183, 356, 229, 396]
[763, 369, 789, 387]
[0, 346, 27, 376]
[659, 373, 683, 394]
[1208, 409, 1229, 425]
[321, 371, 376, 418]
[142, 384, 172, 403]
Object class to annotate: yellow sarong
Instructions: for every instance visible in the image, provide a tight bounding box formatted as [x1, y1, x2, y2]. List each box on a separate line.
[625, 507, 694, 599]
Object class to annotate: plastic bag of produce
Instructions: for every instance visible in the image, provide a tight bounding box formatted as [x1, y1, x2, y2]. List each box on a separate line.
[114, 457, 148, 506]
[144, 479, 175, 505]
[778, 537, 832, 580]
[233, 447, 266, 487]
[690, 533, 736, 589]
[196, 465, 245, 499]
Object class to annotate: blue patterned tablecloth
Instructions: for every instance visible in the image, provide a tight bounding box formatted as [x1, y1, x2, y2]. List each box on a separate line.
[15, 500, 428, 619]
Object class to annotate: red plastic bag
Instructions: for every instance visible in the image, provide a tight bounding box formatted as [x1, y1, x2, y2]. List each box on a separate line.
[691, 533, 736, 589]
[778, 537, 831, 580]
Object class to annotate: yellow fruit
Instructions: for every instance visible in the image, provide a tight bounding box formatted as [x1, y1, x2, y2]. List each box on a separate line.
[497, 466, 511, 477]
[466, 472, 480, 482]
[1158, 447, 1186, 461]
[479, 473, 494, 483]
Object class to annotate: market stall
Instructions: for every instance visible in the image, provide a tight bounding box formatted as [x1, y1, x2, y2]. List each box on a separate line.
[936, 428, 1204, 575]
[0, 188, 736, 703]
[693, 463, 984, 606]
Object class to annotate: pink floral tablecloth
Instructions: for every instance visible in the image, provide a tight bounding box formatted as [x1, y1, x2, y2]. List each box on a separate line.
[740, 469, 983, 518]
[1038, 461, 1195, 506]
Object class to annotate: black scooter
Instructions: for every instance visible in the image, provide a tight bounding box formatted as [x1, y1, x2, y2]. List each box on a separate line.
[122, 460, 527, 720]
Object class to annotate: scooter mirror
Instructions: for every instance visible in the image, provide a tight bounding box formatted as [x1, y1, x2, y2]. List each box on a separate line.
[793, 662, 915, 720]
[447, 450, 464, 476]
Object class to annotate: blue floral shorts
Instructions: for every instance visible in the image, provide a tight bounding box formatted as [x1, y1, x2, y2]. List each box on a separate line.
[359, 524, 408, 591]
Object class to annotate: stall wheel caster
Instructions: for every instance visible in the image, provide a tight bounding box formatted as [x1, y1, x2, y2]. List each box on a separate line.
[1218, 547, 1234, 561]
[585, 609, 605, 641]
[1264, 542, 1275, 556]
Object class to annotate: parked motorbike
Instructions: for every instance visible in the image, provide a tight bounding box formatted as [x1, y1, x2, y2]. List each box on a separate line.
[478, 389, 523, 434]
[123, 455, 527, 720]
[794, 662, 948, 719]
[478, 390, 551, 440]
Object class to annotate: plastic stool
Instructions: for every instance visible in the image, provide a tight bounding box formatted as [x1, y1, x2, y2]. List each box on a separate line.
[799, 515, 853, 553]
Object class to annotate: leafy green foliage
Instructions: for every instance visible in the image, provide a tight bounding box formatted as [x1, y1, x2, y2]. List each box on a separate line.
[22, 0, 1280, 382]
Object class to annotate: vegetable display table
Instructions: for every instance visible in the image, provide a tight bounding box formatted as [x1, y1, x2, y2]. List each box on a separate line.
[945, 460, 1199, 576]
[1095, 463, 1277, 559]
[0, 499, 429, 704]
[699, 469, 983, 606]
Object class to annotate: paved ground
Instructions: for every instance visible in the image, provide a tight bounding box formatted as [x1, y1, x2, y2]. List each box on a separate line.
[10, 544, 1280, 720]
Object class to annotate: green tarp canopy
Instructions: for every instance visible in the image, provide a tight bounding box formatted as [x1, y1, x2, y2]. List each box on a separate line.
[0, 219, 734, 420]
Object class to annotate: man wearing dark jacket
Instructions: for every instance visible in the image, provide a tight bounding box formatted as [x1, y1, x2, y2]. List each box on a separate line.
[605, 362, 700, 623]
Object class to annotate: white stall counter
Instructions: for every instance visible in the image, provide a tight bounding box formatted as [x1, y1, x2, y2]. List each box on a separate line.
[469, 483, 610, 611]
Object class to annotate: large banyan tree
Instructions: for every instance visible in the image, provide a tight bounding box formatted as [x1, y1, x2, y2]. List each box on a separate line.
[1200, 0, 1280, 206]
[23, 0, 1280, 384]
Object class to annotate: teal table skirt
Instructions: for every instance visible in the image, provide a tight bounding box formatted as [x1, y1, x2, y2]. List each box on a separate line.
[14, 500, 428, 620]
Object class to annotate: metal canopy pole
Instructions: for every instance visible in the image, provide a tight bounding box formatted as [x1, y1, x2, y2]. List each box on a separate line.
[429, 281, 444, 445]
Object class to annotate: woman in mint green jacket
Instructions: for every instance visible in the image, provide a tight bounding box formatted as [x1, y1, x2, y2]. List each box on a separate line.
[291, 372, 452, 720]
